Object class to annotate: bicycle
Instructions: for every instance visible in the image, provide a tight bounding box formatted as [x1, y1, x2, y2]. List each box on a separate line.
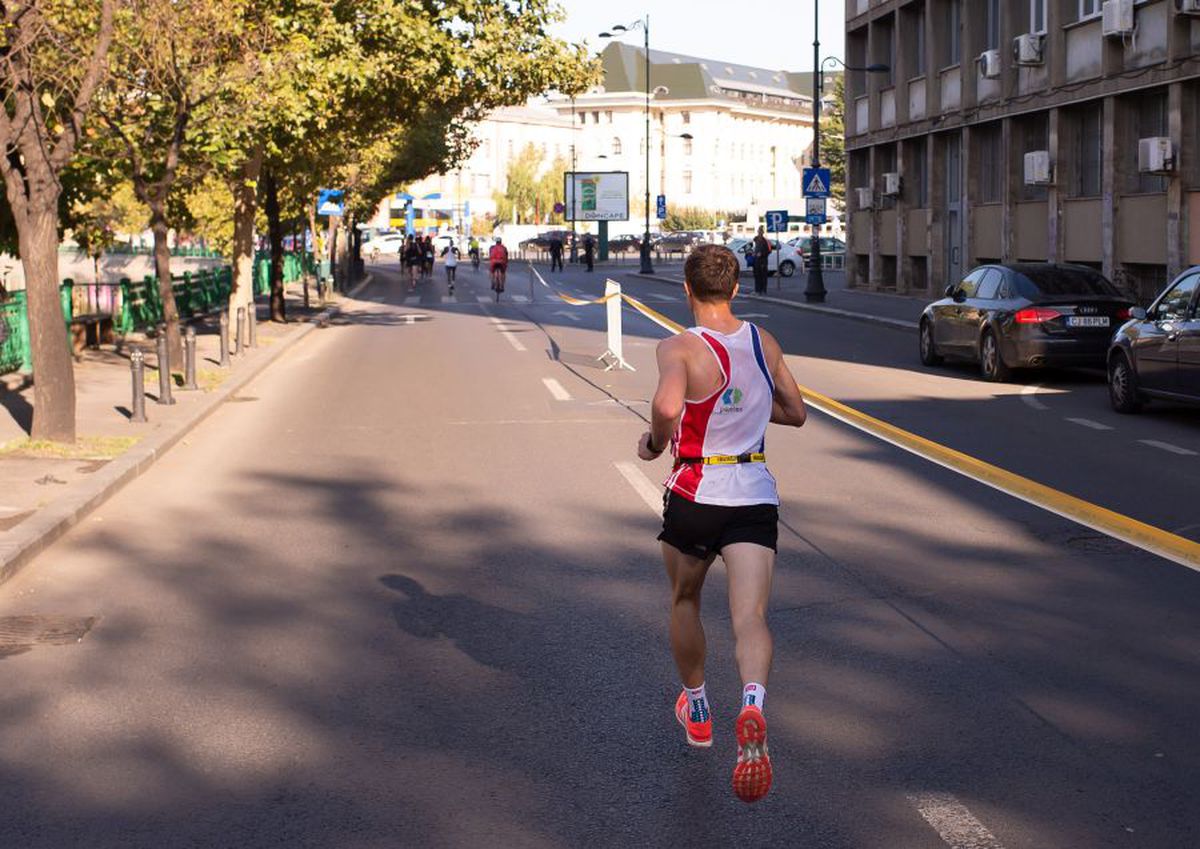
[490, 265, 506, 301]
[470, 249, 480, 271]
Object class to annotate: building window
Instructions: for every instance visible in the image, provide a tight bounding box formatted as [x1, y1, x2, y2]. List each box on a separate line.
[903, 3, 927, 77]
[682, 111, 691, 124]
[878, 145, 897, 210]
[579, 112, 586, 125]
[605, 110, 613, 123]
[945, 0, 961, 66]
[977, 122, 1003, 203]
[683, 137, 693, 156]
[1030, 0, 1046, 33]
[985, 0, 1001, 50]
[1078, 0, 1100, 20]
[683, 171, 693, 194]
[592, 111, 600, 124]
[1072, 103, 1103, 198]
[612, 137, 623, 156]
[1018, 113, 1049, 201]
[910, 136, 928, 207]
[1132, 91, 1168, 194]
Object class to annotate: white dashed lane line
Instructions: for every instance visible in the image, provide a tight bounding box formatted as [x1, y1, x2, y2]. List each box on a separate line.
[486, 315, 527, 352]
[909, 793, 1007, 849]
[613, 461, 664, 515]
[1020, 384, 1049, 411]
[1140, 440, 1198, 457]
[541, 378, 571, 401]
[1065, 417, 1114, 431]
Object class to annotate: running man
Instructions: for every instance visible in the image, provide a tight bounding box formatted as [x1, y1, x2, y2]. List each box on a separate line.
[443, 240, 459, 293]
[488, 237, 508, 300]
[637, 243, 807, 804]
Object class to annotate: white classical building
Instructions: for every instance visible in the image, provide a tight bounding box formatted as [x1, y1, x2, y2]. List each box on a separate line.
[371, 43, 818, 234]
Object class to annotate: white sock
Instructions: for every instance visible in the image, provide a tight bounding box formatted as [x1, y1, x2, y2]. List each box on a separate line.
[742, 682, 766, 711]
[684, 682, 710, 723]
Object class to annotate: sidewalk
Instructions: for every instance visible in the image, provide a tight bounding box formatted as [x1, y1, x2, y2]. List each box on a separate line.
[632, 267, 926, 330]
[0, 280, 360, 587]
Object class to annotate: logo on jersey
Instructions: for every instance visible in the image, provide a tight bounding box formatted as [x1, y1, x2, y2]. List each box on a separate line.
[720, 387, 744, 413]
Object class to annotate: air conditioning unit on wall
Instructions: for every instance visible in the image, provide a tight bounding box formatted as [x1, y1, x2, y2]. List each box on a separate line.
[856, 187, 874, 209]
[1013, 33, 1043, 65]
[979, 49, 1002, 79]
[1102, 0, 1135, 36]
[1024, 150, 1052, 185]
[882, 172, 902, 196]
[1138, 137, 1175, 173]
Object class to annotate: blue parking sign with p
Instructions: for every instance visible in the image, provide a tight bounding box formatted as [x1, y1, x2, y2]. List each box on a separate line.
[765, 210, 788, 233]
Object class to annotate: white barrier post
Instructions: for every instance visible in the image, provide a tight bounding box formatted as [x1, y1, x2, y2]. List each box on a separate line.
[599, 278, 634, 371]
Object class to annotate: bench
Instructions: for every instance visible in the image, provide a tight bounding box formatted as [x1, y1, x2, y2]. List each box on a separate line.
[70, 312, 114, 352]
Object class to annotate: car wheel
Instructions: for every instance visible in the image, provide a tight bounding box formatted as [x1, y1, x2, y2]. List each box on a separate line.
[979, 329, 1011, 382]
[1108, 352, 1143, 414]
[779, 260, 795, 277]
[919, 319, 943, 366]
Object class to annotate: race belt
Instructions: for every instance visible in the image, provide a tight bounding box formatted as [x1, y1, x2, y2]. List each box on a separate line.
[674, 452, 766, 466]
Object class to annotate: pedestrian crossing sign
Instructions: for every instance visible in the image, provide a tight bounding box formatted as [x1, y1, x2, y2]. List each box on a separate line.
[803, 167, 831, 198]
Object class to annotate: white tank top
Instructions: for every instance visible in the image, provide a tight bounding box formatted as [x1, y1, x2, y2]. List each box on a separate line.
[664, 322, 779, 506]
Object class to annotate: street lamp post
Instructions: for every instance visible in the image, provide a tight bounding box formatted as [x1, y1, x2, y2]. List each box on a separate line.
[601, 16, 654, 274]
[805, 0, 888, 302]
[570, 97, 578, 263]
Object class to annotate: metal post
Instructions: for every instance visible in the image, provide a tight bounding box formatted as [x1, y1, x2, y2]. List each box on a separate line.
[219, 309, 230, 367]
[184, 325, 198, 390]
[639, 16, 654, 275]
[235, 306, 245, 355]
[805, 4, 827, 303]
[248, 299, 257, 348]
[570, 97, 578, 264]
[130, 349, 147, 423]
[155, 327, 175, 405]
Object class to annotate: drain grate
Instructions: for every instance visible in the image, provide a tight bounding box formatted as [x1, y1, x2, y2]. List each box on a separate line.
[0, 615, 96, 654]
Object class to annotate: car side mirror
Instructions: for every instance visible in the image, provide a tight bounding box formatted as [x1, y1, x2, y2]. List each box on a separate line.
[1130, 307, 1147, 321]
[943, 285, 956, 298]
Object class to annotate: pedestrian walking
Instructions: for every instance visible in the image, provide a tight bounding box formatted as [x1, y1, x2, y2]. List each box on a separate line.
[752, 226, 771, 295]
[403, 236, 421, 290]
[583, 233, 595, 272]
[443, 241, 459, 293]
[422, 235, 435, 279]
[549, 235, 564, 273]
[637, 244, 807, 804]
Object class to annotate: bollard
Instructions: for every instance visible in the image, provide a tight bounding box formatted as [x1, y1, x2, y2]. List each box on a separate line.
[156, 327, 175, 405]
[129, 349, 147, 423]
[248, 300, 257, 348]
[184, 325, 199, 390]
[219, 309, 231, 367]
[235, 306, 245, 356]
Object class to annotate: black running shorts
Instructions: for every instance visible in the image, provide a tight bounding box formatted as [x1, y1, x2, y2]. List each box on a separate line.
[657, 490, 778, 560]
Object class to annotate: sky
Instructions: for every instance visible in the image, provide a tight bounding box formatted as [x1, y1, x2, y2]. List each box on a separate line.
[549, 0, 845, 73]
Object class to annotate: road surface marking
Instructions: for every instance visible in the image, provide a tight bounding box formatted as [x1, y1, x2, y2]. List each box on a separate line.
[614, 461, 664, 515]
[542, 378, 571, 401]
[512, 294, 529, 303]
[1020, 384, 1049, 411]
[1066, 417, 1113, 431]
[488, 316, 526, 351]
[909, 793, 1006, 849]
[552, 310, 581, 322]
[476, 294, 491, 304]
[740, 313, 770, 319]
[1139, 440, 1198, 457]
[644, 293, 676, 302]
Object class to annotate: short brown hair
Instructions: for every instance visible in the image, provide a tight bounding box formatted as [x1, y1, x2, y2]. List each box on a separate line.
[684, 244, 740, 302]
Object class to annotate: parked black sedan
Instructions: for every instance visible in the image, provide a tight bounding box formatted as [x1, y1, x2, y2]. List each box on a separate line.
[919, 263, 1136, 382]
[1107, 266, 1200, 412]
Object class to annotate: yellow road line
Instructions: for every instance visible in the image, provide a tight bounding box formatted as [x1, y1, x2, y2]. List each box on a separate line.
[616, 289, 1200, 571]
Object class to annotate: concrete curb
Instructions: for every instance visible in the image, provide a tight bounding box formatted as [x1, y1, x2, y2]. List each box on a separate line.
[0, 275, 374, 588]
[628, 271, 917, 331]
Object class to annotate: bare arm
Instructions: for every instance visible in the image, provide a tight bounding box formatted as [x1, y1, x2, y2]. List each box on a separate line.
[638, 336, 688, 460]
[761, 330, 806, 427]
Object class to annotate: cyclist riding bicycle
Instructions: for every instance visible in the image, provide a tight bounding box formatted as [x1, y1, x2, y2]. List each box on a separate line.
[469, 237, 481, 271]
[489, 237, 508, 301]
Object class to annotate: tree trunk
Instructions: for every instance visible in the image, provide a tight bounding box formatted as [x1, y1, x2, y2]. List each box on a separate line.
[20, 202, 76, 442]
[150, 201, 183, 367]
[264, 170, 286, 322]
[229, 149, 263, 325]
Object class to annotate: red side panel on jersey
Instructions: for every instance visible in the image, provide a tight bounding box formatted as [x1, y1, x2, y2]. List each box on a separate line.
[667, 333, 731, 500]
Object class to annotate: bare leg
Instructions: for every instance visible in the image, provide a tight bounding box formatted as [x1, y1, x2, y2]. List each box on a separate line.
[661, 542, 715, 688]
[722, 542, 774, 687]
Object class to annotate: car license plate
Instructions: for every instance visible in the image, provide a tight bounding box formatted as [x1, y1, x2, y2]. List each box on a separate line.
[1067, 316, 1109, 328]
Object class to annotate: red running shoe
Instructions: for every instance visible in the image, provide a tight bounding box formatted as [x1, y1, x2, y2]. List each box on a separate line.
[732, 705, 772, 802]
[674, 690, 713, 748]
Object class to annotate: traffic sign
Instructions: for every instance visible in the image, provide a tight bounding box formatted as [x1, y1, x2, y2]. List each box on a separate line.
[317, 188, 345, 216]
[802, 167, 831, 198]
[656, 194, 667, 220]
[805, 197, 827, 225]
[765, 209, 788, 233]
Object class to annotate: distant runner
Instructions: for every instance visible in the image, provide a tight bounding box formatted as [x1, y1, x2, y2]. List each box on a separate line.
[637, 244, 807, 803]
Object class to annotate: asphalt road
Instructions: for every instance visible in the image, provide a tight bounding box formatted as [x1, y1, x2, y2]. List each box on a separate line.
[0, 260, 1197, 848]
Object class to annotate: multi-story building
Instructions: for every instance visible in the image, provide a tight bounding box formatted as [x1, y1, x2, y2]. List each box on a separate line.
[377, 43, 818, 235]
[845, 0, 1200, 302]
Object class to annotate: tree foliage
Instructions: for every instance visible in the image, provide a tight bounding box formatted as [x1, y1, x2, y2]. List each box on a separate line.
[820, 74, 846, 205]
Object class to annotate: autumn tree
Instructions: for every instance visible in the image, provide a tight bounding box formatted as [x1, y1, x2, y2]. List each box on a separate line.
[820, 73, 846, 205]
[0, 0, 117, 442]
